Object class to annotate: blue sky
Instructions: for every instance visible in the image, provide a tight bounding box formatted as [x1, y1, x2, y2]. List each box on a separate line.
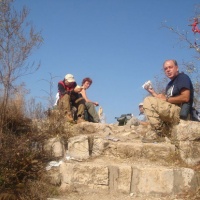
[14, 0, 200, 123]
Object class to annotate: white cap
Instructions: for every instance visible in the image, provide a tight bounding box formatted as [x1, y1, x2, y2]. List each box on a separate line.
[139, 102, 143, 106]
[65, 74, 75, 82]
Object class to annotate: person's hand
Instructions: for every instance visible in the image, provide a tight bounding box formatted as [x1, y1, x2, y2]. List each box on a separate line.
[94, 102, 99, 106]
[74, 86, 83, 93]
[145, 87, 157, 97]
[157, 93, 166, 100]
[146, 87, 154, 93]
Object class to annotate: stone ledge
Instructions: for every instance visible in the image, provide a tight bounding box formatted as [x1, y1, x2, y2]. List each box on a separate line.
[56, 161, 200, 197]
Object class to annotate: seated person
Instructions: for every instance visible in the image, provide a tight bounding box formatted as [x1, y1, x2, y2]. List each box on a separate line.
[126, 103, 149, 126]
[80, 77, 100, 123]
[57, 74, 86, 123]
[142, 59, 194, 143]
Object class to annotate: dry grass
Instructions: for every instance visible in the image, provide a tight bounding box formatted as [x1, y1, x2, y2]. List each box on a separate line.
[0, 95, 74, 199]
[18, 179, 59, 200]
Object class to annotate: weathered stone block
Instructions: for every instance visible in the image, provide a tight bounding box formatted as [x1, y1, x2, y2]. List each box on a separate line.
[174, 120, 200, 141]
[173, 167, 200, 194]
[130, 166, 200, 196]
[117, 165, 132, 193]
[44, 137, 64, 158]
[115, 142, 175, 163]
[178, 141, 200, 166]
[108, 166, 118, 191]
[108, 165, 133, 193]
[92, 136, 109, 156]
[68, 135, 89, 160]
[131, 167, 174, 195]
[60, 162, 108, 190]
[72, 163, 108, 186]
[60, 162, 74, 185]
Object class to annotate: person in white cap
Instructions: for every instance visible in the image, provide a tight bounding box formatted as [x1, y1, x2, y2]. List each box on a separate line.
[137, 103, 148, 123]
[126, 102, 148, 126]
[57, 74, 86, 123]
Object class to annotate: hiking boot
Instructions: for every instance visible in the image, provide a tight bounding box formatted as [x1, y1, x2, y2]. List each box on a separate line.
[66, 113, 74, 122]
[141, 130, 165, 143]
[77, 116, 86, 123]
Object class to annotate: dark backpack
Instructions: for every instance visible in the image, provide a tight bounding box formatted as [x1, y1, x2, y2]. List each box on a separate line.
[115, 113, 132, 126]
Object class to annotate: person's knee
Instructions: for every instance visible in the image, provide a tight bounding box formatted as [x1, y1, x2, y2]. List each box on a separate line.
[143, 96, 157, 109]
[77, 104, 85, 115]
[75, 97, 85, 104]
[85, 102, 94, 109]
[62, 94, 70, 101]
[143, 96, 151, 109]
[144, 96, 153, 103]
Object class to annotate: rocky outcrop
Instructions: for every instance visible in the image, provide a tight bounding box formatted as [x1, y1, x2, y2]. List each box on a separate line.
[45, 120, 200, 199]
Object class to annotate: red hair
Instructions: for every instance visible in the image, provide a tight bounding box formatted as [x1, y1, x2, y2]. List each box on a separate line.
[82, 77, 93, 86]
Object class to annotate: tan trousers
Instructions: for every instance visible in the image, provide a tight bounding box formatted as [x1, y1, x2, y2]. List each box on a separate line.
[143, 96, 180, 133]
[58, 94, 85, 117]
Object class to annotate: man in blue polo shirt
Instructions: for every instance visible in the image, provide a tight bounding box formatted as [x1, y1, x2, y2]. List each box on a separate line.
[142, 59, 194, 143]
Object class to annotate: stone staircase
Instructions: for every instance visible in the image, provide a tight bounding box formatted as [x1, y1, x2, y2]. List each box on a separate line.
[46, 121, 200, 199]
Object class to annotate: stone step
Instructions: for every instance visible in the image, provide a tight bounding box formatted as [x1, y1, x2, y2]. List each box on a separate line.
[44, 135, 177, 167]
[46, 121, 200, 199]
[65, 135, 177, 165]
[106, 141, 176, 165]
[53, 159, 200, 198]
